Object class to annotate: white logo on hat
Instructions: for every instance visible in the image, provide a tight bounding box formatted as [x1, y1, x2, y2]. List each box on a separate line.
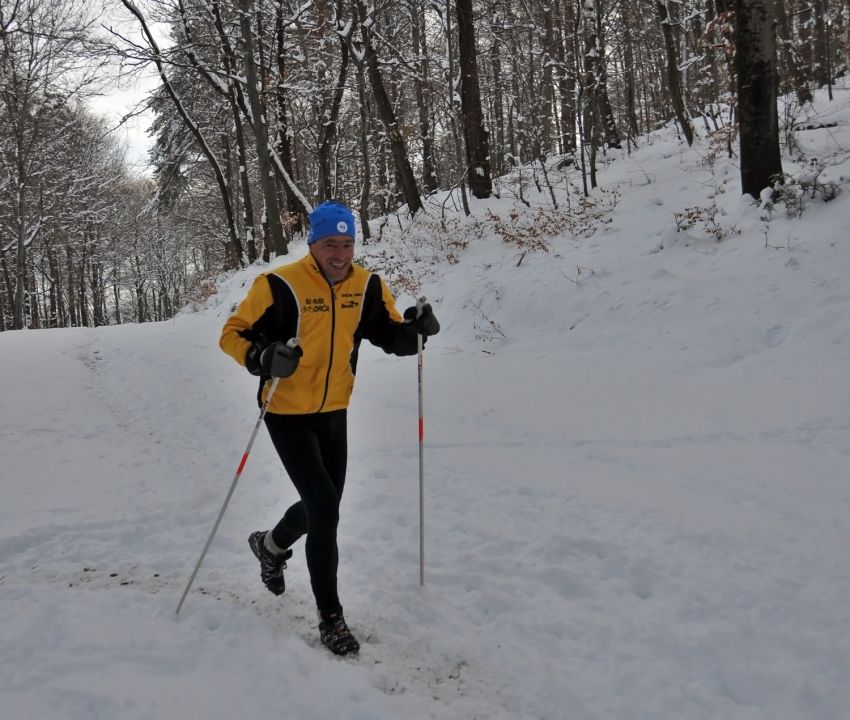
[337, 221, 348, 233]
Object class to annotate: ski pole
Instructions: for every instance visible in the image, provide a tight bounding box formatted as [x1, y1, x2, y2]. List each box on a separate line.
[416, 296, 426, 586]
[176, 340, 295, 615]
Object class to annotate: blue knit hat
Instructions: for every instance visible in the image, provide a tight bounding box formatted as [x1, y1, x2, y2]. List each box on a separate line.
[307, 201, 356, 245]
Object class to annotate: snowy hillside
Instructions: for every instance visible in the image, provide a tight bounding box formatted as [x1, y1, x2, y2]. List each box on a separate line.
[2, 81, 850, 720]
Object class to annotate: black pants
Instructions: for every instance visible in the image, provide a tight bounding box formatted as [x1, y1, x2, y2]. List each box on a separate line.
[264, 409, 347, 616]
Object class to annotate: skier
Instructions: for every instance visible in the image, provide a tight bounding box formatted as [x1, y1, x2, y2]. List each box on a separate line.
[219, 200, 439, 655]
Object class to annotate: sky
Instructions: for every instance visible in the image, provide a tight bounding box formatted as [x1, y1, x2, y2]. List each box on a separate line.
[88, 77, 158, 173]
[88, 0, 170, 174]
[2, 79, 849, 719]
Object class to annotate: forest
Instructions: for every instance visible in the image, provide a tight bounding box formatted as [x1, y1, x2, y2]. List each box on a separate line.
[1, 0, 846, 331]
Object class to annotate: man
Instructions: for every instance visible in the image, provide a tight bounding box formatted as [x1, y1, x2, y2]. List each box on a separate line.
[219, 200, 439, 655]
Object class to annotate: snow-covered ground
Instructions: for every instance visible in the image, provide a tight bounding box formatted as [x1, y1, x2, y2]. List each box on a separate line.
[2, 82, 850, 719]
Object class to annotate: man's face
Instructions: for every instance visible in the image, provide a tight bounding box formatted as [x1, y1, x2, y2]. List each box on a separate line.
[310, 235, 355, 284]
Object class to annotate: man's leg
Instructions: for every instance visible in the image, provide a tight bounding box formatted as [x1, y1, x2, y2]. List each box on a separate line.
[265, 411, 358, 654]
[264, 411, 346, 615]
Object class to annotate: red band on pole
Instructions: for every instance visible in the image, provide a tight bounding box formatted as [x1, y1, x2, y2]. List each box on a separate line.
[419, 417, 424, 441]
[236, 452, 250, 476]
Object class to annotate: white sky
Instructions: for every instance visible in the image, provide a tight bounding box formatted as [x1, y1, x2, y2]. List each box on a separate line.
[89, 75, 159, 174]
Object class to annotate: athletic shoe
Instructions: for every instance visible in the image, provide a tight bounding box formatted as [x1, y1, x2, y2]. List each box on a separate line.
[248, 531, 293, 596]
[319, 612, 360, 656]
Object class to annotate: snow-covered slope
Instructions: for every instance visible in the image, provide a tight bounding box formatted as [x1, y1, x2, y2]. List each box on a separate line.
[2, 82, 849, 719]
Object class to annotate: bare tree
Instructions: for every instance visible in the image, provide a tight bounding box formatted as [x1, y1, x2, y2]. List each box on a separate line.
[775, 0, 812, 104]
[0, 0, 108, 328]
[409, 0, 439, 194]
[352, 0, 422, 215]
[236, 0, 286, 254]
[119, 0, 246, 267]
[654, 0, 694, 145]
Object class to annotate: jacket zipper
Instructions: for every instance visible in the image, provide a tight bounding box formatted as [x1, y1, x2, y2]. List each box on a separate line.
[317, 282, 336, 412]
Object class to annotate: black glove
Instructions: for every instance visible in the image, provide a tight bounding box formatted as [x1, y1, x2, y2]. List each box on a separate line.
[261, 341, 303, 378]
[245, 342, 266, 376]
[403, 303, 440, 336]
[246, 340, 302, 378]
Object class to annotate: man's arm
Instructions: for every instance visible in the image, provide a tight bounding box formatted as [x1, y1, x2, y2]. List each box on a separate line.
[358, 275, 437, 356]
[219, 274, 276, 367]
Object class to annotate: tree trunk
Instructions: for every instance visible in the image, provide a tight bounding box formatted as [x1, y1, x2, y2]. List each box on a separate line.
[210, 1, 259, 262]
[581, 0, 598, 187]
[238, 0, 286, 255]
[355, 61, 372, 240]
[554, 0, 576, 153]
[597, 87, 622, 149]
[91, 259, 105, 327]
[455, 0, 492, 198]
[0, 250, 13, 329]
[273, 3, 308, 238]
[27, 259, 40, 329]
[655, 0, 694, 145]
[775, 0, 813, 104]
[356, 0, 422, 214]
[541, 4, 556, 155]
[134, 255, 146, 323]
[78, 244, 88, 327]
[232, 104, 258, 263]
[622, 0, 640, 142]
[45, 243, 59, 327]
[113, 264, 122, 326]
[527, 27, 541, 159]
[315, 0, 350, 201]
[593, 2, 621, 149]
[799, 1, 813, 73]
[411, 0, 438, 194]
[811, 0, 829, 87]
[14, 177, 26, 329]
[735, 0, 783, 196]
[445, 0, 470, 213]
[490, 38, 505, 175]
[66, 246, 77, 326]
[845, 0, 850, 68]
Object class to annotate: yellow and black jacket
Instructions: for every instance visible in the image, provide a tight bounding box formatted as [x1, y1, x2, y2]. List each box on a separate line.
[220, 254, 417, 414]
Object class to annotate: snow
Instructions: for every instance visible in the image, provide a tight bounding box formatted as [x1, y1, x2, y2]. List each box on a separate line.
[3, 81, 850, 719]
